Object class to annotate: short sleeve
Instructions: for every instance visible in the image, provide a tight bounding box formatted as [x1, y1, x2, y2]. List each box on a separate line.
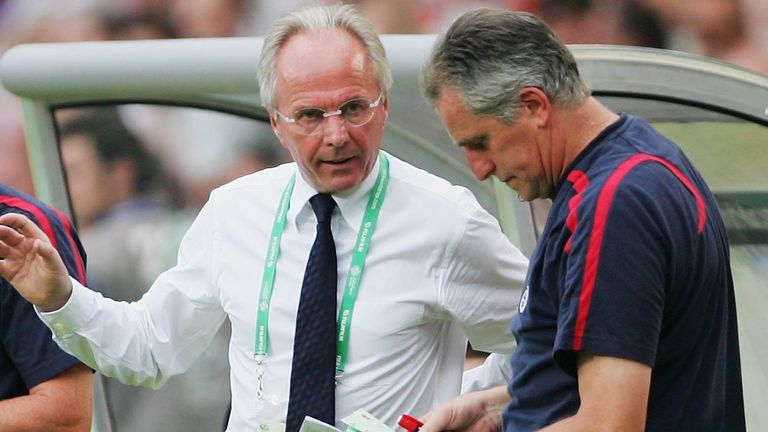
[553, 163, 697, 375]
[0, 202, 86, 395]
[1, 284, 82, 393]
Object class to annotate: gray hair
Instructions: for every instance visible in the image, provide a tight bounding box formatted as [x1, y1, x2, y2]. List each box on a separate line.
[257, 4, 392, 109]
[421, 9, 590, 122]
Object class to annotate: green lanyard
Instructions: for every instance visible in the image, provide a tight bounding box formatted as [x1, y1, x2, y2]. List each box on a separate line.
[254, 153, 389, 377]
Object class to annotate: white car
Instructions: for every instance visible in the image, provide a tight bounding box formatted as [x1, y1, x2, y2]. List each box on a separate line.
[2, 36, 767, 431]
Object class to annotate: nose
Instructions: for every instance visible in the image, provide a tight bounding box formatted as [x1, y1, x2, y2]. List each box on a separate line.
[464, 148, 495, 181]
[322, 115, 350, 147]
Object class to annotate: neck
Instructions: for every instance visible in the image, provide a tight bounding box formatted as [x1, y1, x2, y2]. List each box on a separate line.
[552, 97, 619, 179]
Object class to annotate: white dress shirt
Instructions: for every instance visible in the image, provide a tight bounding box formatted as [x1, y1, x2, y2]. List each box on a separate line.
[41, 152, 528, 430]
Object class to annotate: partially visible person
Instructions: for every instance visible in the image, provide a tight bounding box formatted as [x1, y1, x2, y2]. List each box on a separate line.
[0, 0, 112, 196]
[343, 0, 462, 34]
[638, 0, 768, 73]
[102, 7, 178, 41]
[420, 8, 744, 431]
[0, 0, 108, 47]
[741, 0, 768, 51]
[0, 5, 528, 431]
[58, 108, 186, 287]
[168, 0, 251, 38]
[0, 183, 92, 431]
[683, 0, 768, 73]
[60, 110, 168, 220]
[58, 108, 189, 300]
[58, 109, 231, 432]
[216, 123, 292, 185]
[536, 0, 667, 48]
[0, 95, 33, 195]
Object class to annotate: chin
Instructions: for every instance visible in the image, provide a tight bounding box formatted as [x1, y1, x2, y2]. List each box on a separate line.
[512, 187, 534, 202]
[322, 175, 364, 194]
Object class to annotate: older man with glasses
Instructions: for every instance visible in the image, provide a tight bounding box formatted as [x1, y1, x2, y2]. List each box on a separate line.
[0, 4, 528, 431]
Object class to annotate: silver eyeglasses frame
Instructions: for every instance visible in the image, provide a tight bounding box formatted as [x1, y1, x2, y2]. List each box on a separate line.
[273, 92, 384, 134]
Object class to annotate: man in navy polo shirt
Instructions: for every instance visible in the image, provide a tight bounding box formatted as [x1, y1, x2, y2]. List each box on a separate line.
[420, 8, 745, 432]
[0, 183, 92, 430]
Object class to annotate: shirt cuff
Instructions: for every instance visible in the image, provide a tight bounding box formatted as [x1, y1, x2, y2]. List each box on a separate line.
[36, 276, 98, 340]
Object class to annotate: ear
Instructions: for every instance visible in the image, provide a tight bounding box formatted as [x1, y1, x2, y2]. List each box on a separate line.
[519, 87, 551, 128]
[268, 109, 284, 141]
[381, 93, 389, 123]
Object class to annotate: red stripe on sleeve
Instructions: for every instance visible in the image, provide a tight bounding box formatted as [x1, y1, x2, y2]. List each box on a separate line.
[0, 197, 58, 248]
[572, 154, 707, 350]
[51, 207, 87, 284]
[564, 170, 589, 255]
[0, 196, 87, 284]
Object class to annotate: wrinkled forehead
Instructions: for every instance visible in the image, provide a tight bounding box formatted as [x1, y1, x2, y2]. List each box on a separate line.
[274, 29, 378, 104]
[276, 29, 371, 82]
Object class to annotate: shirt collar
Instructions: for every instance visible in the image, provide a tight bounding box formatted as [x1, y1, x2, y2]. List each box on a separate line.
[288, 152, 383, 233]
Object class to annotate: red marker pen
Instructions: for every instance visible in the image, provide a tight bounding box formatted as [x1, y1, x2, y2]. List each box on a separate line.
[398, 414, 424, 432]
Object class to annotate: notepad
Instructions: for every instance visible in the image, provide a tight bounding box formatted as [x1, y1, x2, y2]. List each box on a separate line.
[341, 409, 394, 432]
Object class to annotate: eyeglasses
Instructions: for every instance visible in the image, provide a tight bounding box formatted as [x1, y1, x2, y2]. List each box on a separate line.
[274, 92, 384, 134]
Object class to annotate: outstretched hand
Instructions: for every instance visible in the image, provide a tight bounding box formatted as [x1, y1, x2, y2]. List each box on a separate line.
[0, 212, 73, 311]
[420, 385, 509, 432]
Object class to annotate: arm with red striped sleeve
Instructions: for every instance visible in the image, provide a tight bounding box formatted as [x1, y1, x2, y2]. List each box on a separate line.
[0, 189, 92, 431]
[547, 159, 704, 431]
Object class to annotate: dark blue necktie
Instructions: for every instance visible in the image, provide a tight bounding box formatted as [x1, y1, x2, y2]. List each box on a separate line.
[286, 193, 337, 432]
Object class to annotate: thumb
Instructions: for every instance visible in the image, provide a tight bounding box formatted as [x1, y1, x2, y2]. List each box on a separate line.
[419, 411, 450, 432]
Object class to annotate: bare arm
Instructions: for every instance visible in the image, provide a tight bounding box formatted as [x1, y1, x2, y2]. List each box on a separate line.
[540, 353, 651, 432]
[0, 363, 93, 431]
[420, 385, 509, 432]
[0, 212, 73, 311]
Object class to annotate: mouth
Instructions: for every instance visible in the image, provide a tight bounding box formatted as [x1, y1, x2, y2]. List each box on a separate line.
[323, 156, 355, 165]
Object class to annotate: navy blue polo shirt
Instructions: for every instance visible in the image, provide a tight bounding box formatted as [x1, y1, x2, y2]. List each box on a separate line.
[504, 115, 745, 431]
[0, 184, 88, 399]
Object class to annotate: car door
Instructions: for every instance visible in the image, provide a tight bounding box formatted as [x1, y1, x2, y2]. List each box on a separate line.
[1, 36, 767, 431]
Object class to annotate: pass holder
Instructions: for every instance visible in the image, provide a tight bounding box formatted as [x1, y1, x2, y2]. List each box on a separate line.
[254, 354, 267, 400]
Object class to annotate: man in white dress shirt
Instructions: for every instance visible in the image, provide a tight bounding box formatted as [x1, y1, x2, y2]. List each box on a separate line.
[0, 4, 527, 431]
